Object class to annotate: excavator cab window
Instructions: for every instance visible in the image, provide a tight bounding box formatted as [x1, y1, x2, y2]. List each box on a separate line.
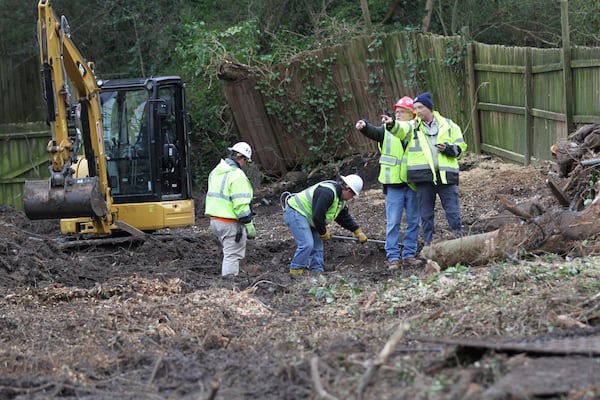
[101, 88, 153, 197]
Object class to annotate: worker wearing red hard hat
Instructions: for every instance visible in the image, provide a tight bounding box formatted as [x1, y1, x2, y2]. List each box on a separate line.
[392, 96, 416, 119]
[384, 91, 467, 246]
[355, 96, 422, 269]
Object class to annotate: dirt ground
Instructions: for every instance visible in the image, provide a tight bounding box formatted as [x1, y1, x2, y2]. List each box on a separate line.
[0, 153, 598, 400]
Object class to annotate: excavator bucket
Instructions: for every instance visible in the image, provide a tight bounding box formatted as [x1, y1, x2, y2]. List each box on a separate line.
[23, 177, 109, 220]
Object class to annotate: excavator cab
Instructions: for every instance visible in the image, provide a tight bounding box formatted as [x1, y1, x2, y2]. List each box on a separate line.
[100, 77, 191, 201]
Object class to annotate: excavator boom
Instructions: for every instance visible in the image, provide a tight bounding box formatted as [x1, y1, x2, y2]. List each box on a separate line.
[24, 0, 110, 232]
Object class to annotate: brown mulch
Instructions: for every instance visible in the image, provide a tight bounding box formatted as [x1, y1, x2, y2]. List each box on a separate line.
[0, 153, 598, 399]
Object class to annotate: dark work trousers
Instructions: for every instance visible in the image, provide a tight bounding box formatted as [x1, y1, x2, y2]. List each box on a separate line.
[416, 181, 462, 245]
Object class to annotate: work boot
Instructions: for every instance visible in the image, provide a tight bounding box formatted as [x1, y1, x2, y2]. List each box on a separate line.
[289, 268, 305, 275]
[388, 259, 401, 270]
[403, 257, 423, 267]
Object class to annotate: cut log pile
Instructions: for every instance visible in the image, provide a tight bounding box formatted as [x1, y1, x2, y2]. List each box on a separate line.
[424, 122, 600, 268]
[552, 121, 600, 210]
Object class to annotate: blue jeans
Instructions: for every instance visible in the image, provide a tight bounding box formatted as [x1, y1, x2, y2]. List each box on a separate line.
[283, 206, 324, 272]
[417, 182, 462, 244]
[385, 186, 420, 261]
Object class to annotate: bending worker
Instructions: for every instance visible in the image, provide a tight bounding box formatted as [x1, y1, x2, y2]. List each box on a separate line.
[205, 142, 256, 276]
[356, 96, 421, 269]
[283, 175, 368, 275]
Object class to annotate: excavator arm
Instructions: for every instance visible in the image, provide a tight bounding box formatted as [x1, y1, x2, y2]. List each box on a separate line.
[24, 0, 112, 233]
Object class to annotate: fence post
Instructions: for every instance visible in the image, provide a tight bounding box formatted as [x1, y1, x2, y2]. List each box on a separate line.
[524, 49, 533, 166]
[465, 42, 481, 154]
[561, 0, 574, 133]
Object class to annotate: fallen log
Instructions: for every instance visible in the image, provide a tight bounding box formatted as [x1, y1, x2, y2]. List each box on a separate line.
[421, 182, 600, 268]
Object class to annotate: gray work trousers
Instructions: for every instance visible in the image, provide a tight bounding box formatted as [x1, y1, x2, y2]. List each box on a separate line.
[210, 219, 247, 276]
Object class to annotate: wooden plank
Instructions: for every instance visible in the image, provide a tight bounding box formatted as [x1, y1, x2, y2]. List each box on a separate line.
[574, 115, 600, 124]
[473, 63, 525, 74]
[524, 49, 533, 166]
[571, 59, 600, 68]
[481, 143, 526, 164]
[531, 63, 563, 73]
[478, 102, 525, 115]
[530, 108, 566, 122]
[466, 43, 481, 154]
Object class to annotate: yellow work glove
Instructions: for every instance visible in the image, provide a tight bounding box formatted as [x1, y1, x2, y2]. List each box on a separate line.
[354, 228, 368, 243]
[320, 231, 331, 242]
[245, 222, 256, 239]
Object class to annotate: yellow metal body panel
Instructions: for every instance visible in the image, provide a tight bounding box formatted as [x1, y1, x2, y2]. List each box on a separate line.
[60, 199, 195, 234]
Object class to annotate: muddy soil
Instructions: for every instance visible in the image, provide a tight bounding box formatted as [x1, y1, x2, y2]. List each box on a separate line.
[0, 153, 598, 400]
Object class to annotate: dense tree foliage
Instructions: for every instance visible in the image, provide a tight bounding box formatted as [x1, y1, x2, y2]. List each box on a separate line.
[3, 0, 600, 188]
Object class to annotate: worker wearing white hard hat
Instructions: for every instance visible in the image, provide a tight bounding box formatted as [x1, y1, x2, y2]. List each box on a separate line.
[205, 142, 256, 276]
[283, 174, 368, 275]
[228, 141, 252, 161]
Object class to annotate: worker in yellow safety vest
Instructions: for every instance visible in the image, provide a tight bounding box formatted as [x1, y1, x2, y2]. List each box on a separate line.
[283, 175, 368, 275]
[205, 142, 256, 276]
[383, 92, 467, 245]
[355, 96, 422, 269]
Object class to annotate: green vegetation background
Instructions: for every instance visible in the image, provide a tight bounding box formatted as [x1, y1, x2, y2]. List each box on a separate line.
[2, 0, 600, 190]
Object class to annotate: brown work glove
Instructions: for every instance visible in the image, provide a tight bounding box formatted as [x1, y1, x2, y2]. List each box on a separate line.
[320, 231, 332, 242]
[353, 228, 368, 243]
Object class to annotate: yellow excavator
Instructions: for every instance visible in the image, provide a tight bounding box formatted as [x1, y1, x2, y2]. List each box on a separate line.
[23, 0, 195, 235]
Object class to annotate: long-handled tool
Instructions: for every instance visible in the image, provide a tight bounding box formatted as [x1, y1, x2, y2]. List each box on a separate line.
[331, 235, 386, 244]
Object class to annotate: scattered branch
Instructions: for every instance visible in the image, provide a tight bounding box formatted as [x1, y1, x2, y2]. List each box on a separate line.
[355, 322, 410, 399]
[310, 356, 338, 400]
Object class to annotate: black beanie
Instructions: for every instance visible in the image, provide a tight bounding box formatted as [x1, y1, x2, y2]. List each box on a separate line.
[414, 92, 433, 111]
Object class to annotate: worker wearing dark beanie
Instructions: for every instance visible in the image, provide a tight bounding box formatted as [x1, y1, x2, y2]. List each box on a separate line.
[413, 92, 433, 111]
[382, 90, 467, 247]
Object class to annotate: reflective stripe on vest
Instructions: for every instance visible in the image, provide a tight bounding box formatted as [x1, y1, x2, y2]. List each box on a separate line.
[378, 132, 406, 185]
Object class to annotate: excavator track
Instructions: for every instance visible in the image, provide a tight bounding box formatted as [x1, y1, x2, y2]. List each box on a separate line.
[50, 231, 208, 250]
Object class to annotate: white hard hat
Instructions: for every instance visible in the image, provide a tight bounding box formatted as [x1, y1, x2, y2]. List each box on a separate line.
[341, 174, 363, 196]
[228, 141, 252, 161]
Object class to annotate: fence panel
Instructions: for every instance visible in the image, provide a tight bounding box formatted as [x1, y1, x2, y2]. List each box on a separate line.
[0, 123, 50, 210]
[531, 49, 564, 161]
[571, 47, 600, 125]
[473, 44, 529, 163]
[224, 33, 470, 175]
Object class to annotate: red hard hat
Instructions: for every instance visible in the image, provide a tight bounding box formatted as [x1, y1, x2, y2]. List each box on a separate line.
[392, 96, 415, 112]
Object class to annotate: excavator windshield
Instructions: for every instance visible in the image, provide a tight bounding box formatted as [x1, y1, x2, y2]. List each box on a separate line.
[101, 88, 153, 196]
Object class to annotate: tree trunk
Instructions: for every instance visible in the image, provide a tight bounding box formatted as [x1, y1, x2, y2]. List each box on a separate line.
[217, 60, 252, 82]
[421, 183, 600, 267]
[421, 0, 435, 33]
[360, 0, 372, 34]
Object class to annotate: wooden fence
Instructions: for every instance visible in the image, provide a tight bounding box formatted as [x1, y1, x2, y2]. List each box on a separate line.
[0, 123, 50, 210]
[223, 32, 472, 176]
[224, 33, 600, 175]
[0, 55, 49, 210]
